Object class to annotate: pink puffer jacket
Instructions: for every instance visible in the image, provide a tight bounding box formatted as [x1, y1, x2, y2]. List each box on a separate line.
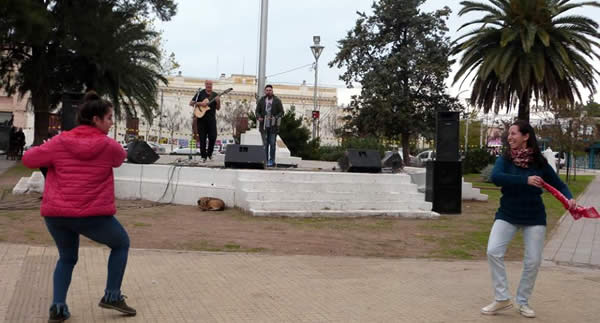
[22, 125, 127, 217]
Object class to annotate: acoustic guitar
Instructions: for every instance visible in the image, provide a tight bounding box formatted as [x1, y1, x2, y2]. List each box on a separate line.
[193, 88, 233, 119]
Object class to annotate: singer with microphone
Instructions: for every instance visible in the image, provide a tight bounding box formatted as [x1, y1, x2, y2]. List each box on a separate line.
[255, 84, 284, 167]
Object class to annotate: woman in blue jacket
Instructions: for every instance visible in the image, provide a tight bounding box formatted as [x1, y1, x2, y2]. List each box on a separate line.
[481, 120, 576, 318]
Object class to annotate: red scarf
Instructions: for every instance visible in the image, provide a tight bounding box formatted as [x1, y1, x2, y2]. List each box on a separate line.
[511, 147, 533, 168]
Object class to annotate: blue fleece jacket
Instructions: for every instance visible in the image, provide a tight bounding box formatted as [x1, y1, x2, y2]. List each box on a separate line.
[491, 156, 573, 226]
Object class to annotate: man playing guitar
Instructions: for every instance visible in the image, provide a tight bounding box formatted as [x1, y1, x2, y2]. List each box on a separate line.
[189, 80, 220, 162]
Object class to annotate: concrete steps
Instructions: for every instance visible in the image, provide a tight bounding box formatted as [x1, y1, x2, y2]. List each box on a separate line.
[249, 209, 437, 219]
[461, 180, 488, 201]
[235, 171, 437, 218]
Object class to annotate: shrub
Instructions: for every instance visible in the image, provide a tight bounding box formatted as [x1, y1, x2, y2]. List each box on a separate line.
[463, 148, 496, 173]
[480, 164, 495, 183]
[318, 146, 345, 162]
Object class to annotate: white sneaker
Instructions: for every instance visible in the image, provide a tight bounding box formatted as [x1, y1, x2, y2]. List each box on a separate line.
[481, 300, 513, 315]
[518, 304, 536, 318]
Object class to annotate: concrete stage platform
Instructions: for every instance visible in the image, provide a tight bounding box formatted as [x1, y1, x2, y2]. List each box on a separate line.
[113, 156, 439, 218]
[12, 155, 486, 218]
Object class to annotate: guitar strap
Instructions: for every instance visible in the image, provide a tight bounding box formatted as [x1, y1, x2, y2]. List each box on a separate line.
[193, 88, 202, 104]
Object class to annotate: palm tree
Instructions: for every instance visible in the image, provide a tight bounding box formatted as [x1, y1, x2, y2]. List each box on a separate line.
[452, 0, 600, 121]
[70, 3, 166, 123]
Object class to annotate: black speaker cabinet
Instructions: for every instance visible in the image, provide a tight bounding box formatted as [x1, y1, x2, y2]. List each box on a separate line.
[61, 92, 84, 131]
[436, 111, 460, 162]
[127, 141, 159, 164]
[224, 144, 265, 169]
[425, 160, 434, 202]
[430, 161, 462, 214]
[341, 149, 382, 173]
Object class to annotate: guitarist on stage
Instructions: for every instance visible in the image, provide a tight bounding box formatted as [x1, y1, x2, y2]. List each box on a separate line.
[189, 80, 220, 162]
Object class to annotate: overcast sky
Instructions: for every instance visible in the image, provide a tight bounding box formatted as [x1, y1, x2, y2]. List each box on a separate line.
[156, 0, 600, 105]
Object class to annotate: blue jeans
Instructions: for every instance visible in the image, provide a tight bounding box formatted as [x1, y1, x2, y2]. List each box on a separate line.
[44, 216, 130, 306]
[486, 219, 546, 305]
[261, 131, 277, 163]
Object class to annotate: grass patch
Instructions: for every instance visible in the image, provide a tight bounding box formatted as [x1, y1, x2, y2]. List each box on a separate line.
[133, 222, 151, 227]
[0, 211, 27, 220]
[228, 211, 396, 231]
[0, 162, 34, 179]
[224, 243, 241, 250]
[181, 240, 266, 253]
[24, 229, 39, 241]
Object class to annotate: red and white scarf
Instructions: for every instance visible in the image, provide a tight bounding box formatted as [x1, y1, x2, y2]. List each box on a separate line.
[511, 148, 533, 168]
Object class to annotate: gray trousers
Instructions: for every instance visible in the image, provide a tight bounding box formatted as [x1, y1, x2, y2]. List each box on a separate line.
[486, 219, 546, 305]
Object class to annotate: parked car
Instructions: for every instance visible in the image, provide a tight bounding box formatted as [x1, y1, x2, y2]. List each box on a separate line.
[147, 142, 166, 154]
[415, 150, 436, 167]
[393, 148, 418, 166]
[170, 147, 201, 155]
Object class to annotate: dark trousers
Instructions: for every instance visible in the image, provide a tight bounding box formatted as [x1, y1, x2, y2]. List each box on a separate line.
[197, 117, 217, 159]
[44, 216, 130, 305]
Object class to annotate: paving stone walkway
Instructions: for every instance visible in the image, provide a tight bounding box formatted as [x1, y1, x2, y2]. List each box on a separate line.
[544, 173, 600, 268]
[1, 244, 599, 323]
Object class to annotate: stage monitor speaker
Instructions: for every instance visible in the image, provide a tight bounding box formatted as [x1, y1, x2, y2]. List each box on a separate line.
[127, 141, 159, 164]
[61, 92, 84, 131]
[341, 149, 382, 173]
[431, 161, 462, 214]
[436, 111, 460, 161]
[224, 144, 265, 169]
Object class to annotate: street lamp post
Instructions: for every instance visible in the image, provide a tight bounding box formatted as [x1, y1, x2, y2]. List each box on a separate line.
[310, 36, 324, 140]
[158, 89, 164, 144]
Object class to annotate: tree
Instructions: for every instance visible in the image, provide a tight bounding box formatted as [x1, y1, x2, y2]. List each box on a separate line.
[452, 0, 600, 122]
[0, 0, 177, 144]
[537, 100, 600, 181]
[278, 106, 312, 157]
[329, 0, 460, 164]
[219, 99, 251, 142]
[163, 107, 183, 150]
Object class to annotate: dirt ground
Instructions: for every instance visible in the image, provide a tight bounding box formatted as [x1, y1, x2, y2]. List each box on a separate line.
[0, 163, 521, 260]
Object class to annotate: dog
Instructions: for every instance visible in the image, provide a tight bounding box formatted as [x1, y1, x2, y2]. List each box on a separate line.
[197, 197, 225, 211]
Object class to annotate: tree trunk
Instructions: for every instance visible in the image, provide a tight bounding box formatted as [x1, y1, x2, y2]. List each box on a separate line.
[401, 132, 410, 166]
[517, 90, 531, 122]
[32, 92, 50, 146]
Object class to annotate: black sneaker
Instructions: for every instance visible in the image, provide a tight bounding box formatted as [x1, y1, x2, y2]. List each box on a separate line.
[99, 295, 136, 316]
[48, 304, 70, 323]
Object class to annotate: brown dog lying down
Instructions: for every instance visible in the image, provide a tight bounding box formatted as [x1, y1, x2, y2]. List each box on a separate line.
[197, 197, 225, 211]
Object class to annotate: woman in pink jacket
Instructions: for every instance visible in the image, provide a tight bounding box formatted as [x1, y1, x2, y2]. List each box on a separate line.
[23, 92, 135, 322]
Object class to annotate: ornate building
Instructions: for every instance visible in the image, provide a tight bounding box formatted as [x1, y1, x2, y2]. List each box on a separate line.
[121, 73, 343, 147]
[0, 73, 345, 150]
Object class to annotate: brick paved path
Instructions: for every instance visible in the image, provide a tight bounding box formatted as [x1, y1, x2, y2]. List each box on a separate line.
[1, 244, 599, 323]
[544, 174, 600, 268]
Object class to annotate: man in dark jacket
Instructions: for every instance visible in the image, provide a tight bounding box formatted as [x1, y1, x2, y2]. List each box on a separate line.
[255, 84, 284, 167]
[189, 80, 220, 162]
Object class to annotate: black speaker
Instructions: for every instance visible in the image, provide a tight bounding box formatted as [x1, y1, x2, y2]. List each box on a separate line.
[224, 144, 265, 169]
[430, 161, 462, 214]
[436, 111, 460, 161]
[425, 160, 434, 202]
[127, 141, 159, 164]
[341, 149, 382, 173]
[61, 92, 84, 131]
